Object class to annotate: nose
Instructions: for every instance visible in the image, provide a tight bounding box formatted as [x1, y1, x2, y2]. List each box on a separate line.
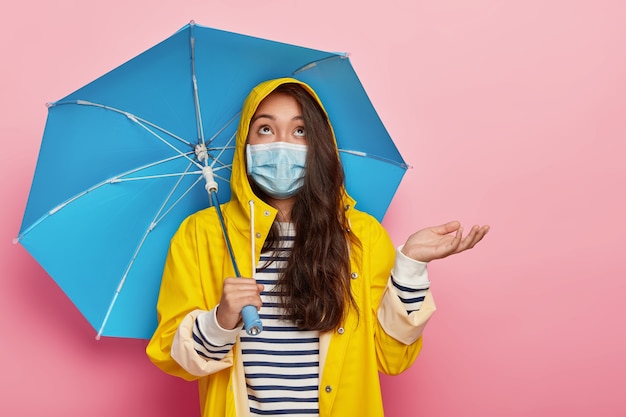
[275, 130, 290, 143]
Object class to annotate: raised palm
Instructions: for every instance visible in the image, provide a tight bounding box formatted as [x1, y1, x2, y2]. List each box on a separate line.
[401, 221, 490, 263]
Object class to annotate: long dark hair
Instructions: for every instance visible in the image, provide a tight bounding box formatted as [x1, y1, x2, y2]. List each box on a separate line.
[251, 83, 358, 331]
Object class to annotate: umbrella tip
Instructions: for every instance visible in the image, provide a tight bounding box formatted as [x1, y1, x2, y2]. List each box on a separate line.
[12, 237, 19, 244]
[189, 19, 195, 26]
[45, 102, 54, 108]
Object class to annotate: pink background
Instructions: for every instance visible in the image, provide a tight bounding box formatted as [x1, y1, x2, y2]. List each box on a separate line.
[2, 1, 624, 415]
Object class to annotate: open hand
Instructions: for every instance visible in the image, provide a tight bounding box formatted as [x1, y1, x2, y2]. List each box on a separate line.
[401, 221, 489, 263]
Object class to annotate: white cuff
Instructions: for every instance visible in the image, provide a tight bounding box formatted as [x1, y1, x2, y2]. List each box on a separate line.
[195, 307, 241, 347]
[392, 246, 430, 288]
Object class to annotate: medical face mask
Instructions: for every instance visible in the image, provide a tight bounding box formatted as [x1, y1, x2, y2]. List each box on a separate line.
[246, 142, 308, 199]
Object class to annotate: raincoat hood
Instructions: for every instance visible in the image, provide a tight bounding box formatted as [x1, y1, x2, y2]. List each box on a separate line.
[229, 77, 348, 211]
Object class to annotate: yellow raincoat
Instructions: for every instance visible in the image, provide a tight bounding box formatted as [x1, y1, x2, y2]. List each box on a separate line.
[146, 78, 436, 416]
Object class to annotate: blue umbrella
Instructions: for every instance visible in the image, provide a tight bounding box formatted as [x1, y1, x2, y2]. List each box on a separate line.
[16, 21, 409, 339]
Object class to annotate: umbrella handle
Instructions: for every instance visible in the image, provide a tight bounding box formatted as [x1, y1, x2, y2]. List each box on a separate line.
[241, 305, 263, 335]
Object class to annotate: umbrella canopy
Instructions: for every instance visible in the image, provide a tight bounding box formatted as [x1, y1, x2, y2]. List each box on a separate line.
[17, 21, 409, 339]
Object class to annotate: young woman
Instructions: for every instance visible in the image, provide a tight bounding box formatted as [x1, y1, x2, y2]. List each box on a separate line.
[146, 78, 489, 417]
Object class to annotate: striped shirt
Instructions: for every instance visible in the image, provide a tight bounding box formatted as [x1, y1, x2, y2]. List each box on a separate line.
[192, 223, 429, 416]
[243, 223, 320, 416]
[392, 276, 429, 313]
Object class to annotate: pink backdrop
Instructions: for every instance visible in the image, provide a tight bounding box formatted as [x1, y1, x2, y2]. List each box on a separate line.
[2, 1, 624, 415]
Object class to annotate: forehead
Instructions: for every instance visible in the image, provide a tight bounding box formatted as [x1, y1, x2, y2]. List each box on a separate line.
[253, 92, 302, 118]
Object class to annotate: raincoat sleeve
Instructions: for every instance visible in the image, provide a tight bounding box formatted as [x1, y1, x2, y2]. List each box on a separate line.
[146, 213, 235, 380]
[378, 251, 436, 344]
[361, 215, 436, 375]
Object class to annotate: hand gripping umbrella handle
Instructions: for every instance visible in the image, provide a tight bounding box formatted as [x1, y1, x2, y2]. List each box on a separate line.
[203, 166, 262, 336]
[214, 198, 263, 336]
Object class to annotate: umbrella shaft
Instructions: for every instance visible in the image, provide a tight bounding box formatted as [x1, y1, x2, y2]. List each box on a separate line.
[210, 191, 262, 336]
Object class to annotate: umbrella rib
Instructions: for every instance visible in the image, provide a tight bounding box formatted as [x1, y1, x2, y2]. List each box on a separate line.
[208, 131, 237, 169]
[207, 145, 236, 167]
[114, 163, 232, 183]
[131, 117, 203, 169]
[97, 160, 205, 338]
[204, 114, 241, 150]
[101, 152, 199, 184]
[292, 54, 348, 75]
[187, 21, 241, 153]
[152, 161, 204, 227]
[51, 100, 197, 151]
[189, 22, 206, 146]
[16, 153, 200, 240]
[207, 163, 233, 183]
[338, 149, 411, 169]
[188, 26, 240, 160]
[154, 174, 205, 226]
[114, 171, 200, 181]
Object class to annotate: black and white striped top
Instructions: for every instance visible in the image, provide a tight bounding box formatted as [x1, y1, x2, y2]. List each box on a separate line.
[192, 223, 429, 416]
[242, 224, 320, 416]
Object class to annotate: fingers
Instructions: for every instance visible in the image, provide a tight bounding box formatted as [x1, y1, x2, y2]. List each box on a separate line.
[432, 220, 461, 235]
[471, 225, 490, 247]
[456, 226, 477, 252]
[223, 277, 263, 308]
[449, 226, 463, 251]
[217, 278, 263, 330]
[455, 224, 490, 253]
[469, 225, 489, 247]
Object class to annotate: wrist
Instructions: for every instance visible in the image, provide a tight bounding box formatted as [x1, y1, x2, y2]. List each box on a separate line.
[393, 246, 430, 287]
[400, 245, 431, 263]
[215, 305, 241, 330]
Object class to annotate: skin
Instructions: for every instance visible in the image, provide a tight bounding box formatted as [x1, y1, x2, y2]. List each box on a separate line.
[216, 92, 490, 330]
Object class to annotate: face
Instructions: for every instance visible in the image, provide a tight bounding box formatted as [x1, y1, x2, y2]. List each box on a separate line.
[247, 92, 307, 145]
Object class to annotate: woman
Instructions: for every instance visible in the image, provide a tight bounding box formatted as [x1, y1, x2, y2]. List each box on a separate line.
[146, 78, 488, 417]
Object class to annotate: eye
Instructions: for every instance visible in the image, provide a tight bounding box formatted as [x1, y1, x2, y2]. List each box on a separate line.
[258, 125, 273, 135]
[294, 127, 306, 137]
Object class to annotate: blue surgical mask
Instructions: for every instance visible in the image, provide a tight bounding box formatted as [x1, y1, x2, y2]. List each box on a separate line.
[246, 142, 308, 199]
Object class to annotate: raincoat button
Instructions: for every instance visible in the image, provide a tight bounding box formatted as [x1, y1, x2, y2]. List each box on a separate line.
[325, 385, 332, 393]
[255, 232, 261, 238]
[337, 327, 344, 334]
[350, 272, 358, 279]
[263, 210, 270, 216]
